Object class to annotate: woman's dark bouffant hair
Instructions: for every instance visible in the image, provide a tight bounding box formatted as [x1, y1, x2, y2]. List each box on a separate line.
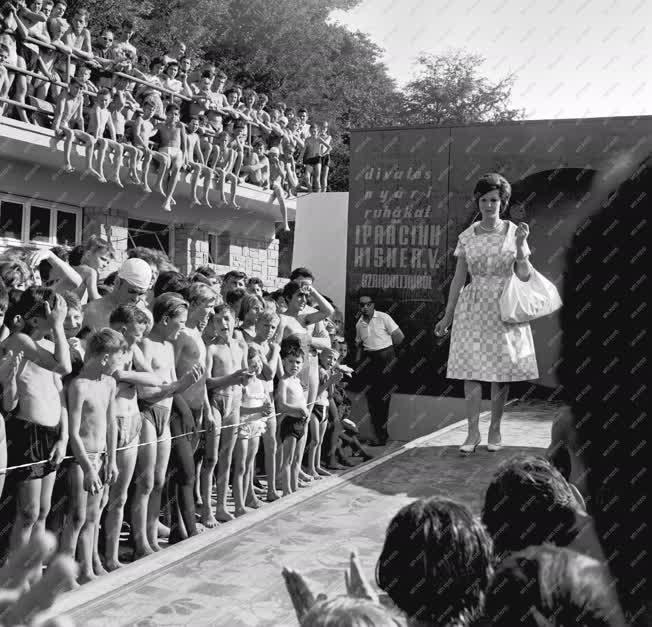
[473, 173, 511, 211]
[376, 497, 493, 627]
[483, 545, 625, 627]
[482, 455, 578, 561]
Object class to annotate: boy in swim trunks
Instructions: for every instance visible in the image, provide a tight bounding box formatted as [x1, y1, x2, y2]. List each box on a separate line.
[205, 304, 252, 522]
[169, 284, 216, 537]
[132, 294, 203, 556]
[132, 99, 168, 195]
[104, 304, 162, 571]
[232, 345, 272, 515]
[185, 116, 214, 207]
[307, 348, 342, 479]
[60, 328, 125, 584]
[52, 78, 99, 177]
[0, 288, 71, 573]
[87, 87, 125, 186]
[156, 103, 187, 212]
[208, 130, 239, 209]
[276, 340, 310, 496]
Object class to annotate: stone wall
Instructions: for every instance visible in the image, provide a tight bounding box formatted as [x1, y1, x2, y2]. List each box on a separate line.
[85, 211, 288, 290]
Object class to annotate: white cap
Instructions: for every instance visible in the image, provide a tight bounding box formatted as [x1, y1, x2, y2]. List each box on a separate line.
[118, 258, 152, 290]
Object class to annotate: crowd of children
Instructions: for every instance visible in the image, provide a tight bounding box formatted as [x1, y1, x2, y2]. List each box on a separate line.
[0, 238, 367, 587]
[0, 6, 332, 221]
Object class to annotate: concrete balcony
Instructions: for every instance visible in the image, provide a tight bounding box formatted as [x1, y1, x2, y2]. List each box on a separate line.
[0, 115, 296, 232]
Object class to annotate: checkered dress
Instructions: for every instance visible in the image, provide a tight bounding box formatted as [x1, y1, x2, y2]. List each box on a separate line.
[446, 221, 539, 382]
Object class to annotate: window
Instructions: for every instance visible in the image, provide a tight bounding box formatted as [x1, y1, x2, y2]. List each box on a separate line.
[0, 201, 24, 240]
[208, 232, 230, 266]
[56, 210, 78, 246]
[127, 219, 171, 256]
[275, 221, 295, 278]
[0, 195, 82, 246]
[29, 205, 51, 243]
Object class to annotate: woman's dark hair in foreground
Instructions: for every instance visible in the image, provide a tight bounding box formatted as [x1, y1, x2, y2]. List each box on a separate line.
[482, 545, 625, 627]
[559, 151, 650, 625]
[482, 455, 578, 560]
[376, 497, 493, 626]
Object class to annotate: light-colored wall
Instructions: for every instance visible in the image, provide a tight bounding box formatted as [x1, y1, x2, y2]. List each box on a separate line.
[292, 192, 348, 311]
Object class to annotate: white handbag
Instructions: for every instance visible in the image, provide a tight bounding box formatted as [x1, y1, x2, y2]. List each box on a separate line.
[499, 269, 562, 323]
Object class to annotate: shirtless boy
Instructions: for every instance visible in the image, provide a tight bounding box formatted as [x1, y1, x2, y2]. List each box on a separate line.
[169, 284, 215, 538]
[205, 304, 251, 522]
[185, 116, 214, 207]
[303, 124, 331, 193]
[208, 130, 238, 208]
[60, 329, 124, 584]
[156, 103, 187, 211]
[0, 288, 71, 572]
[275, 340, 310, 496]
[250, 310, 282, 501]
[132, 293, 202, 555]
[103, 304, 162, 571]
[87, 88, 124, 186]
[267, 147, 289, 231]
[52, 78, 98, 177]
[132, 99, 168, 195]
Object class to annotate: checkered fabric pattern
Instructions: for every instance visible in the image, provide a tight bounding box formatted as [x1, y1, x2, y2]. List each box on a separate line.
[447, 222, 539, 382]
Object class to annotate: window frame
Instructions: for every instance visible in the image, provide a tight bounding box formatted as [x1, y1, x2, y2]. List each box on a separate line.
[0, 193, 82, 248]
[126, 218, 175, 262]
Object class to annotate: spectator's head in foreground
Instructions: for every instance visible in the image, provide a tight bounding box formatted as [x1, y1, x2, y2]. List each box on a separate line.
[482, 545, 625, 627]
[482, 455, 579, 561]
[376, 497, 493, 627]
[300, 597, 400, 627]
[559, 150, 651, 625]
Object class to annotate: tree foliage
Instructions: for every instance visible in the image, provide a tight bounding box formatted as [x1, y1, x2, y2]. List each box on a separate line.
[403, 51, 524, 126]
[75, 1, 522, 191]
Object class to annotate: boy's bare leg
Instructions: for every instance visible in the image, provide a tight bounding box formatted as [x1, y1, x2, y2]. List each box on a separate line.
[110, 142, 125, 187]
[291, 442, 302, 493]
[316, 421, 331, 476]
[313, 163, 322, 192]
[321, 163, 329, 191]
[62, 128, 75, 172]
[125, 146, 141, 184]
[263, 415, 280, 501]
[154, 154, 170, 197]
[227, 173, 239, 209]
[94, 138, 108, 183]
[190, 165, 202, 205]
[92, 486, 109, 576]
[306, 415, 322, 480]
[141, 149, 154, 193]
[8, 476, 54, 573]
[147, 428, 172, 551]
[104, 446, 138, 571]
[244, 437, 262, 509]
[214, 169, 227, 206]
[232, 438, 247, 517]
[131, 422, 157, 558]
[163, 160, 181, 211]
[200, 412, 220, 528]
[281, 437, 295, 496]
[202, 167, 213, 207]
[272, 183, 289, 231]
[78, 132, 100, 179]
[304, 165, 312, 191]
[58, 466, 85, 585]
[214, 403, 239, 522]
[78, 491, 102, 584]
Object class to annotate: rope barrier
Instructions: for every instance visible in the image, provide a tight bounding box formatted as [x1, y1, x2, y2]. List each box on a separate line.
[0, 401, 318, 475]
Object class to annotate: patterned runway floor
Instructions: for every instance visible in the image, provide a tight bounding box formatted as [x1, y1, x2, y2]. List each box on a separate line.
[53, 402, 559, 627]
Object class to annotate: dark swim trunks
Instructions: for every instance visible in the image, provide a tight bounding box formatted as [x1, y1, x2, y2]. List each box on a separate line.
[279, 415, 307, 441]
[5, 416, 60, 481]
[311, 404, 328, 424]
[139, 402, 170, 439]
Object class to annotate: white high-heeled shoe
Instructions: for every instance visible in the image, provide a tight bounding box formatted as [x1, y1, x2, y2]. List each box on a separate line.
[459, 438, 481, 455]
